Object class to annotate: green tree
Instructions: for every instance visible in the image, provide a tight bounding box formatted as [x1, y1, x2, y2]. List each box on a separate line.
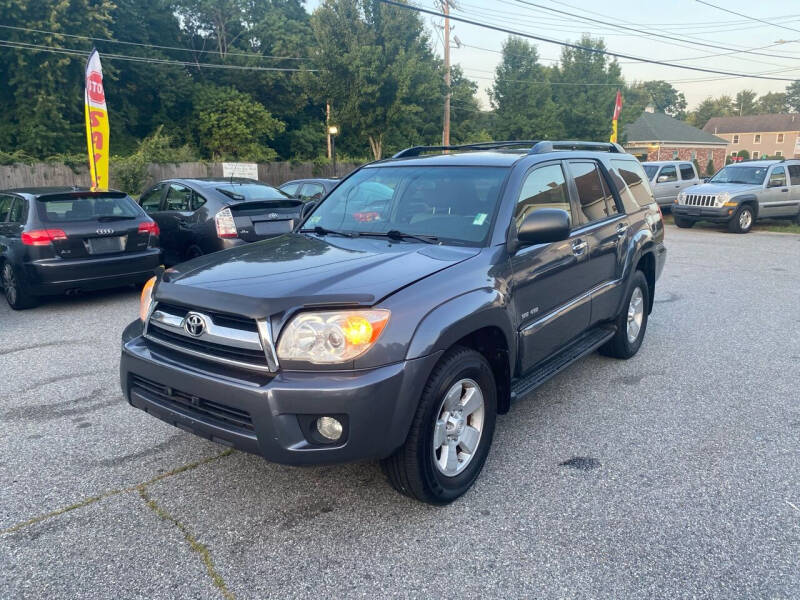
[734, 90, 758, 116]
[552, 36, 624, 140]
[786, 81, 800, 113]
[490, 37, 562, 140]
[194, 85, 285, 160]
[705, 158, 715, 177]
[640, 80, 687, 118]
[756, 92, 787, 114]
[687, 95, 735, 128]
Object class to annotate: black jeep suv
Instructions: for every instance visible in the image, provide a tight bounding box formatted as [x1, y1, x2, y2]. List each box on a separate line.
[120, 141, 666, 504]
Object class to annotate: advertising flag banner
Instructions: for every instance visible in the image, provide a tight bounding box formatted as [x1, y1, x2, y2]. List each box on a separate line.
[84, 49, 109, 190]
[610, 89, 623, 143]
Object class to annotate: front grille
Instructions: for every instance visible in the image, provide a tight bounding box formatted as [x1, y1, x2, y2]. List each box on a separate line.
[156, 302, 258, 332]
[130, 374, 254, 433]
[147, 325, 268, 368]
[682, 194, 717, 207]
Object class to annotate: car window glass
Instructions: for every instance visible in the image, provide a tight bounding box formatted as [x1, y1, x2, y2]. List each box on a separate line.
[610, 160, 654, 211]
[280, 183, 300, 196]
[139, 184, 164, 214]
[569, 161, 616, 222]
[787, 165, 800, 185]
[191, 191, 206, 211]
[643, 165, 658, 180]
[165, 183, 193, 211]
[679, 164, 695, 180]
[515, 164, 571, 227]
[300, 183, 326, 201]
[658, 166, 677, 182]
[769, 166, 786, 187]
[8, 198, 26, 223]
[36, 194, 139, 222]
[0, 195, 13, 221]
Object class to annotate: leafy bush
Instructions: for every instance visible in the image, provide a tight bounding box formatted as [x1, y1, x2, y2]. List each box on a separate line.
[110, 127, 198, 194]
[706, 158, 715, 177]
[0, 149, 35, 165]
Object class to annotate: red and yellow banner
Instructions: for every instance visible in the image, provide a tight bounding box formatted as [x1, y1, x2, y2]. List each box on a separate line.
[84, 49, 109, 190]
[610, 89, 622, 143]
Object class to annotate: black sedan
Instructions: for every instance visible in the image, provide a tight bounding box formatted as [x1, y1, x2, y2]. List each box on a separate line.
[278, 178, 338, 202]
[0, 187, 161, 309]
[138, 178, 304, 266]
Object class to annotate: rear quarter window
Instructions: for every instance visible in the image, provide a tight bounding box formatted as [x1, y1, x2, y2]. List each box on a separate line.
[610, 160, 655, 212]
[36, 194, 140, 222]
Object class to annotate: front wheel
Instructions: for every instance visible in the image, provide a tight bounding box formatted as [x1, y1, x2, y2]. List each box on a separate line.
[2, 262, 38, 310]
[728, 204, 754, 233]
[674, 216, 694, 228]
[381, 347, 497, 504]
[600, 270, 649, 359]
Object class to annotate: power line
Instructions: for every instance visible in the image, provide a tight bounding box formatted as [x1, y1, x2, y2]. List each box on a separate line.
[0, 40, 318, 72]
[0, 23, 310, 61]
[381, 0, 800, 81]
[696, 0, 800, 35]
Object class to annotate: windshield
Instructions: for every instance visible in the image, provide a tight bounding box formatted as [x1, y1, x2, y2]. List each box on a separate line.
[304, 166, 509, 245]
[643, 165, 659, 180]
[710, 166, 768, 185]
[36, 194, 140, 222]
[214, 183, 289, 202]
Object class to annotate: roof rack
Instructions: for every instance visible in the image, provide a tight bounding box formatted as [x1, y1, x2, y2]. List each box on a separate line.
[392, 140, 625, 159]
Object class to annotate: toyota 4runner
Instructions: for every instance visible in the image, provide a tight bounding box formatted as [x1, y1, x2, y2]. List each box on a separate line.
[120, 140, 667, 504]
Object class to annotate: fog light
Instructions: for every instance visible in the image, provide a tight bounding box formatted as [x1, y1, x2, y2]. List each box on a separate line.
[316, 416, 343, 441]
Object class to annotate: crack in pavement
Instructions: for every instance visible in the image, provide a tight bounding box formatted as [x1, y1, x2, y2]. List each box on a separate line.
[1, 449, 234, 535]
[1, 388, 122, 422]
[0, 339, 93, 356]
[138, 485, 236, 600]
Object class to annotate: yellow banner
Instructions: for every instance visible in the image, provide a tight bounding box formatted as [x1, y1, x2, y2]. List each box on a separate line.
[84, 49, 109, 190]
[610, 119, 618, 143]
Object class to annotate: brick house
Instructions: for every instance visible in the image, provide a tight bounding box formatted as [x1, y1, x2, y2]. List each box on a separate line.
[624, 108, 728, 172]
[703, 114, 800, 160]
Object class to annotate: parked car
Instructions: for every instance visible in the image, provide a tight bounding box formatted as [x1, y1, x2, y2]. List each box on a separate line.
[673, 159, 800, 233]
[278, 178, 338, 202]
[138, 178, 303, 265]
[0, 187, 161, 309]
[120, 140, 666, 504]
[641, 160, 701, 209]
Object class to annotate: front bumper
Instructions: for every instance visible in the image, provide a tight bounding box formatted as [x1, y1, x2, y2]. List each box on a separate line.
[120, 325, 441, 465]
[672, 204, 734, 223]
[25, 248, 162, 294]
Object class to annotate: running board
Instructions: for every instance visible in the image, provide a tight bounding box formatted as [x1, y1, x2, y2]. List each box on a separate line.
[510, 326, 616, 401]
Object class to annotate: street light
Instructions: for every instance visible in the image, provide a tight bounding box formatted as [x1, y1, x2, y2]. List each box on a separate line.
[328, 125, 339, 176]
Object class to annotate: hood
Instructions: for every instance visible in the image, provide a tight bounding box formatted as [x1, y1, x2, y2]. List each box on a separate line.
[155, 232, 479, 318]
[683, 182, 763, 196]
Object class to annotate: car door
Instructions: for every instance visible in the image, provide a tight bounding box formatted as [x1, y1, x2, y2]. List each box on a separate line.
[653, 165, 680, 205]
[510, 161, 591, 373]
[2, 196, 27, 258]
[159, 183, 201, 264]
[138, 182, 167, 224]
[787, 165, 800, 218]
[0, 194, 14, 255]
[565, 160, 628, 326]
[760, 165, 791, 217]
[678, 163, 699, 191]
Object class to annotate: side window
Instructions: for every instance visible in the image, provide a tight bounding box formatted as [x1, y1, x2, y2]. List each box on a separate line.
[301, 183, 325, 201]
[165, 183, 193, 211]
[8, 198, 26, 223]
[769, 166, 786, 187]
[280, 183, 300, 196]
[611, 160, 655, 211]
[787, 165, 800, 185]
[191, 191, 206, 211]
[515, 163, 572, 228]
[0, 195, 13, 222]
[568, 161, 616, 223]
[679, 164, 695, 180]
[657, 165, 677, 182]
[139, 184, 164, 214]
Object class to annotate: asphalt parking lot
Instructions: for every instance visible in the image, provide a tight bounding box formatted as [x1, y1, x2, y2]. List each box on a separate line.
[2, 225, 799, 599]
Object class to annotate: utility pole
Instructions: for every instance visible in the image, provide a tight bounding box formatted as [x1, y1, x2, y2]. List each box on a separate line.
[326, 102, 332, 159]
[441, 0, 451, 147]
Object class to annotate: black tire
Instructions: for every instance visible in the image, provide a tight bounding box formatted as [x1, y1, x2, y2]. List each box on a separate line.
[728, 204, 754, 234]
[2, 262, 38, 310]
[599, 270, 649, 360]
[674, 216, 694, 228]
[381, 346, 497, 504]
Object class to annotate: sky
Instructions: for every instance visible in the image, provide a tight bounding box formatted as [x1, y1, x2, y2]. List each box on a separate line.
[304, 0, 800, 111]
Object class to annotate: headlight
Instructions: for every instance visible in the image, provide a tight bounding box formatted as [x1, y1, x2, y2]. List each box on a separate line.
[277, 309, 390, 364]
[716, 192, 731, 205]
[139, 276, 156, 321]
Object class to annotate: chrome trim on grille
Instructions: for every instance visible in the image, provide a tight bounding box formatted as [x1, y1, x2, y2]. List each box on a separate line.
[143, 335, 273, 373]
[150, 309, 263, 351]
[681, 194, 717, 207]
[256, 318, 280, 372]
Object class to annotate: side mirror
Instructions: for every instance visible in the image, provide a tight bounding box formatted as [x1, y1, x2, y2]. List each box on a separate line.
[300, 200, 317, 219]
[703, 178, 710, 183]
[516, 209, 571, 247]
[656, 175, 667, 183]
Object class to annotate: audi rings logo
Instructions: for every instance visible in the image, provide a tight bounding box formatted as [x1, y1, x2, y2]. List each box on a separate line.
[268, 213, 279, 220]
[96, 228, 115, 235]
[183, 312, 207, 337]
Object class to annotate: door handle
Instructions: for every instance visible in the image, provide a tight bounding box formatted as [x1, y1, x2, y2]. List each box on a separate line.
[616, 223, 629, 238]
[674, 185, 681, 188]
[781, 188, 789, 192]
[571, 239, 587, 255]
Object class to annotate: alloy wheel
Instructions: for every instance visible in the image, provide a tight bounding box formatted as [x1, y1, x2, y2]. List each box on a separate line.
[3, 265, 17, 306]
[739, 209, 752, 230]
[627, 286, 644, 344]
[433, 378, 485, 477]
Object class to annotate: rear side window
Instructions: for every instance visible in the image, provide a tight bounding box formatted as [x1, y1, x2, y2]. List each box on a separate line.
[300, 183, 326, 201]
[568, 161, 617, 223]
[165, 183, 194, 211]
[516, 164, 572, 227]
[215, 183, 289, 202]
[679, 164, 695, 180]
[8, 198, 27, 223]
[139, 184, 164, 214]
[36, 195, 139, 222]
[788, 165, 800, 185]
[611, 160, 655, 211]
[0, 195, 13, 221]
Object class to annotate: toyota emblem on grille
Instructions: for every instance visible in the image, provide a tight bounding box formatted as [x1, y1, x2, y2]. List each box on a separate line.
[183, 312, 207, 337]
[268, 212, 279, 220]
[96, 228, 115, 235]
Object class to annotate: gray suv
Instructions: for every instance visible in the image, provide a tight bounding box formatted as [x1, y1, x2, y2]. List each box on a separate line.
[673, 159, 800, 233]
[642, 161, 701, 208]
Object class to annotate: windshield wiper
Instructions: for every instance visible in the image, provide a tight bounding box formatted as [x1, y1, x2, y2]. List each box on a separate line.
[360, 230, 439, 244]
[97, 215, 136, 221]
[300, 225, 358, 238]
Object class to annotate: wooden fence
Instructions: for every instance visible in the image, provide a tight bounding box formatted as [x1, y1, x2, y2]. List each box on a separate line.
[0, 160, 361, 191]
